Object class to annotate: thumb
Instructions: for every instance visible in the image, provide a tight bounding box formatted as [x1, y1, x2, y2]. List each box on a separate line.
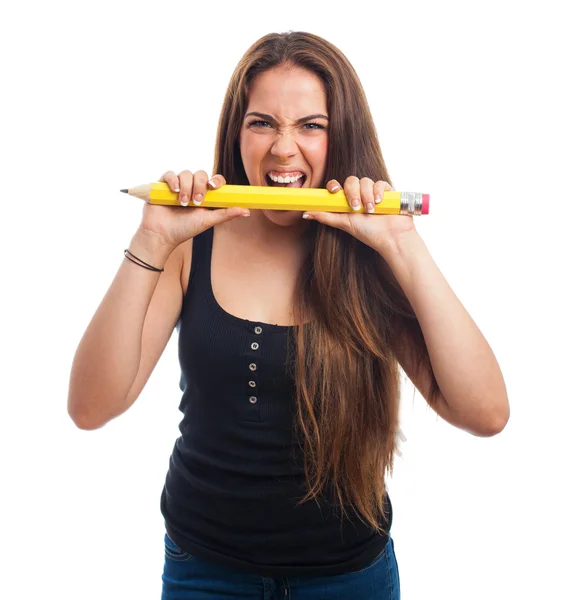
[202, 206, 250, 227]
[302, 211, 346, 230]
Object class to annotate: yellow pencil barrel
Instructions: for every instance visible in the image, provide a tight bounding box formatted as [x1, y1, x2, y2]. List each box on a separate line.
[124, 182, 429, 215]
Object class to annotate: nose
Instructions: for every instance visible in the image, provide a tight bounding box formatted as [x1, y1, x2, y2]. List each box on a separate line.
[270, 131, 298, 160]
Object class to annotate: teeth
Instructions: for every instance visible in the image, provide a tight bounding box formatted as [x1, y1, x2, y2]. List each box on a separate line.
[268, 173, 304, 184]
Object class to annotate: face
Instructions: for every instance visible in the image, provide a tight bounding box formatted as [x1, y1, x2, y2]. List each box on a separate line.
[239, 65, 329, 228]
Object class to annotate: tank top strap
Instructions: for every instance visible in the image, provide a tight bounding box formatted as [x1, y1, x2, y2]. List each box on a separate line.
[188, 226, 214, 291]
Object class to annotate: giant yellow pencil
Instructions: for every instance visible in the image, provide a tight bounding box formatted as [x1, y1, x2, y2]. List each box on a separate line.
[120, 182, 430, 215]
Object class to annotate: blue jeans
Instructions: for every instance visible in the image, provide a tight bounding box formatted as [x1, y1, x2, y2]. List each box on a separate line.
[162, 532, 400, 599]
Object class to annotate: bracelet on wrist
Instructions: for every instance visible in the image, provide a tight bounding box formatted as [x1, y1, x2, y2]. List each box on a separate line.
[124, 249, 165, 272]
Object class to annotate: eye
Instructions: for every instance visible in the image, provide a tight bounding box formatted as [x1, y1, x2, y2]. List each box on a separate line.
[249, 120, 272, 128]
[247, 120, 326, 130]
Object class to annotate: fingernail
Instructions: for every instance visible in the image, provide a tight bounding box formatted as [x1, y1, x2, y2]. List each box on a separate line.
[351, 198, 361, 210]
[193, 193, 203, 205]
[375, 196, 382, 204]
[302, 213, 313, 219]
[208, 179, 217, 188]
[241, 212, 250, 217]
[180, 194, 189, 206]
[174, 187, 180, 192]
[330, 185, 341, 192]
[367, 203, 374, 213]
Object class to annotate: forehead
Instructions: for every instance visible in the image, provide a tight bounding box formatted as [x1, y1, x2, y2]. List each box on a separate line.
[246, 67, 327, 117]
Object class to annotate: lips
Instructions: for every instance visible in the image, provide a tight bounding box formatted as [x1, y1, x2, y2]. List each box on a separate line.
[265, 170, 308, 187]
[266, 169, 306, 176]
[265, 173, 307, 187]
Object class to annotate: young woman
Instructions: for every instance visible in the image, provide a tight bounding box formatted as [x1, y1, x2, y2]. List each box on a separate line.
[68, 31, 509, 599]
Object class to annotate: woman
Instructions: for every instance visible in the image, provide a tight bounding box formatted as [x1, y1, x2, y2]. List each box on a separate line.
[68, 31, 509, 599]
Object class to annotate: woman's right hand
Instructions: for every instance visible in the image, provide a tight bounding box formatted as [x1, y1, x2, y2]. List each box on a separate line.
[138, 169, 250, 248]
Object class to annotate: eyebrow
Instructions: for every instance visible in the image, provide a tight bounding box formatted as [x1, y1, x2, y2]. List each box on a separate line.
[244, 112, 329, 124]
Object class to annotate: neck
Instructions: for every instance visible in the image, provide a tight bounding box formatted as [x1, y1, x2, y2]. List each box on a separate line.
[240, 209, 312, 242]
[221, 209, 314, 260]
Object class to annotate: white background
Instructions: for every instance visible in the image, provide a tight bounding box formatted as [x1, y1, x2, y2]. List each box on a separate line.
[1, 0, 568, 598]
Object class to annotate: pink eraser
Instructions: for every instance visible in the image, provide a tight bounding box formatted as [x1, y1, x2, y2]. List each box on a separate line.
[422, 193, 430, 214]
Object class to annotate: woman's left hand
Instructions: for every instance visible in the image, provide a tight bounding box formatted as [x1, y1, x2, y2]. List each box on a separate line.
[303, 176, 417, 257]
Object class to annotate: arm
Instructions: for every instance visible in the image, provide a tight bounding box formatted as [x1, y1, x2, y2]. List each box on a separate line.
[67, 228, 184, 430]
[378, 230, 510, 437]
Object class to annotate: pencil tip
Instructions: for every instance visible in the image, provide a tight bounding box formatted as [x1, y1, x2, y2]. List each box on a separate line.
[120, 189, 128, 193]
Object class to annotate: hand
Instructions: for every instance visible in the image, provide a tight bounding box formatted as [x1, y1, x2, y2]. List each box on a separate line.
[303, 176, 417, 257]
[138, 169, 250, 248]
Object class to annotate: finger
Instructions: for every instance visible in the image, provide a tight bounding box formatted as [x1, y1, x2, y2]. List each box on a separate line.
[374, 180, 393, 204]
[302, 211, 349, 231]
[360, 177, 375, 213]
[192, 170, 209, 206]
[344, 175, 361, 211]
[326, 179, 342, 193]
[159, 171, 180, 193]
[207, 174, 227, 189]
[203, 206, 250, 226]
[178, 170, 194, 206]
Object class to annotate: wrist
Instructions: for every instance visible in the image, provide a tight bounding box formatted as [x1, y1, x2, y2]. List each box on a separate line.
[128, 228, 177, 269]
[381, 228, 423, 262]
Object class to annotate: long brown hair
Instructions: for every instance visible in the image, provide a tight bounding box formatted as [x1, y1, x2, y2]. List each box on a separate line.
[212, 31, 441, 533]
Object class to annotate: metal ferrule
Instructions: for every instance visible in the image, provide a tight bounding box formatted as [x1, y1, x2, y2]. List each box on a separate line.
[399, 191, 423, 216]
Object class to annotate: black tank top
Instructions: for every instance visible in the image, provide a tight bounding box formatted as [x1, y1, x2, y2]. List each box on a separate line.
[160, 225, 392, 577]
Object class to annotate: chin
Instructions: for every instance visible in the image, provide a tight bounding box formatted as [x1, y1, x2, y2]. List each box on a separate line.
[261, 209, 305, 227]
